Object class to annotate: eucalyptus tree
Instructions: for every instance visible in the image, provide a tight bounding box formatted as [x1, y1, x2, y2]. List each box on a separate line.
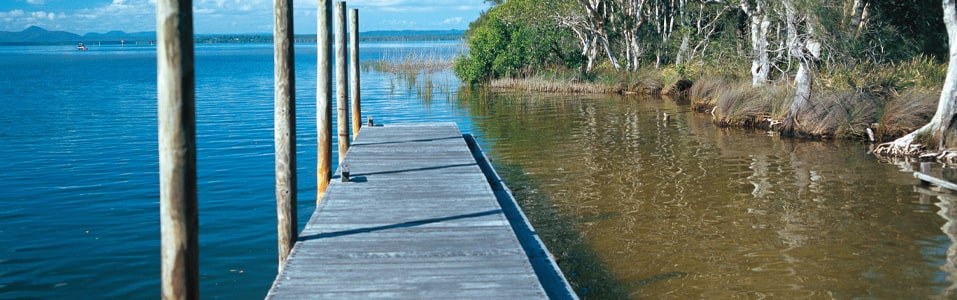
[740, 0, 772, 86]
[674, 1, 733, 67]
[577, 0, 622, 70]
[617, 0, 650, 71]
[780, 0, 822, 135]
[875, 0, 957, 156]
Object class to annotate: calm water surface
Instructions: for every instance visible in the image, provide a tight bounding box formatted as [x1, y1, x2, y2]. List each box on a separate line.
[462, 92, 954, 298]
[0, 42, 469, 299]
[1, 42, 953, 299]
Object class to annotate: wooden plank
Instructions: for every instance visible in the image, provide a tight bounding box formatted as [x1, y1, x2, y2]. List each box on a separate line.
[267, 123, 562, 299]
[463, 134, 578, 300]
[915, 172, 957, 191]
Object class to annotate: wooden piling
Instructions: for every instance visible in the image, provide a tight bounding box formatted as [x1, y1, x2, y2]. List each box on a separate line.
[920, 162, 933, 186]
[273, 0, 297, 271]
[317, 0, 333, 203]
[349, 9, 361, 139]
[335, 1, 350, 162]
[156, 0, 198, 299]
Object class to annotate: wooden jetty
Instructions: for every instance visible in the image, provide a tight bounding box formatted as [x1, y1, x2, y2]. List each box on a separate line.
[156, 1, 573, 298]
[916, 162, 957, 192]
[266, 122, 575, 299]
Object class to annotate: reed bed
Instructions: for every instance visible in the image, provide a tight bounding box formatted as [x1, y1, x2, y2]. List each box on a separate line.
[362, 50, 453, 75]
[490, 78, 619, 94]
[364, 50, 457, 106]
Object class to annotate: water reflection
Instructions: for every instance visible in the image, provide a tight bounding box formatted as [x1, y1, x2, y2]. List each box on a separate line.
[457, 89, 954, 298]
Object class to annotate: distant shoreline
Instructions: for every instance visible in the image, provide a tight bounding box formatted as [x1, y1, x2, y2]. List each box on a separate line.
[0, 26, 464, 46]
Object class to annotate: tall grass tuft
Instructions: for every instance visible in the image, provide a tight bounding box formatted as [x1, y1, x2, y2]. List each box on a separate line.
[688, 77, 725, 112]
[791, 91, 878, 139]
[877, 89, 937, 141]
[712, 83, 769, 127]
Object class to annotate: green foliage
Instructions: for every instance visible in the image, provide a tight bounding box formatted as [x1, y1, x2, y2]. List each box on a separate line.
[454, 0, 583, 84]
[820, 55, 946, 91]
[875, 0, 947, 60]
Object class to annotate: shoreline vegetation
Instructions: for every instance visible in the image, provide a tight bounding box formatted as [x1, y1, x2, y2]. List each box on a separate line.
[370, 51, 945, 144]
[487, 58, 944, 143]
[447, 0, 952, 152]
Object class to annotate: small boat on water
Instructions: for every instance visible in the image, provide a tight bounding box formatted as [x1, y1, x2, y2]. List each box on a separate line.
[77, 42, 88, 51]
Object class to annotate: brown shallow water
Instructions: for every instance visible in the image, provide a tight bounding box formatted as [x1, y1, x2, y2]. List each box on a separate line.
[459, 90, 957, 298]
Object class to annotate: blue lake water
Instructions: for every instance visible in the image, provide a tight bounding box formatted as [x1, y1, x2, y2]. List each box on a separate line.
[4, 40, 957, 299]
[0, 41, 473, 299]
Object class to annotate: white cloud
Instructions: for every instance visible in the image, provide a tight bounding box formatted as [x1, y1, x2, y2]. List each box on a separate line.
[29, 11, 55, 20]
[1, 9, 26, 18]
[439, 17, 462, 25]
[1, 0, 488, 34]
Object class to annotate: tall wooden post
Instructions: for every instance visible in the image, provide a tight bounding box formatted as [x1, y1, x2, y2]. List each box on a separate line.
[317, 0, 333, 203]
[349, 9, 361, 139]
[273, 0, 297, 271]
[335, 1, 350, 162]
[157, 0, 198, 298]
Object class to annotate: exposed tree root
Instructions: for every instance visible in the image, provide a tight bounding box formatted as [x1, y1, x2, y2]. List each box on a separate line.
[872, 131, 926, 158]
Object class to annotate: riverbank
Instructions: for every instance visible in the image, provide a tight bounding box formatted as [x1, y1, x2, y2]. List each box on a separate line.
[485, 58, 945, 144]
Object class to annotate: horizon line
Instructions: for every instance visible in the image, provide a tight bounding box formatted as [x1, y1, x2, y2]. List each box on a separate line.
[9, 25, 468, 36]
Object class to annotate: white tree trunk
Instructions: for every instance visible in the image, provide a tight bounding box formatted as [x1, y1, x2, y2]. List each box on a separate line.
[569, 25, 597, 72]
[742, 0, 770, 87]
[600, 35, 622, 70]
[676, 33, 689, 65]
[750, 14, 770, 86]
[781, 0, 820, 134]
[587, 36, 600, 71]
[875, 0, 957, 156]
[935, 0, 957, 147]
[577, 0, 621, 71]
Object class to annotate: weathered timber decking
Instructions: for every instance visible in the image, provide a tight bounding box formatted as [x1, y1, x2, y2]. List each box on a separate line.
[267, 122, 576, 299]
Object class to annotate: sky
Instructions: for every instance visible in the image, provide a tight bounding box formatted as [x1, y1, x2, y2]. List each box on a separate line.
[0, 0, 492, 34]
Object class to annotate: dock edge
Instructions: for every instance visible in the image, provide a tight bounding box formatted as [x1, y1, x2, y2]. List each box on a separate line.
[463, 134, 580, 300]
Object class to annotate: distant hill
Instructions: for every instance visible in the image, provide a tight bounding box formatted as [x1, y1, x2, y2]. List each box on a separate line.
[0, 26, 155, 45]
[0, 26, 81, 44]
[0, 26, 462, 45]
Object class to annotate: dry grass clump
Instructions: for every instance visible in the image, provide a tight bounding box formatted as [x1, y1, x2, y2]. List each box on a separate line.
[689, 77, 725, 112]
[663, 79, 693, 96]
[639, 77, 664, 95]
[791, 91, 878, 139]
[712, 83, 770, 127]
[876, 89, 937, 141]
[783, 88, 935, 140]
[490, 78, 617, 93]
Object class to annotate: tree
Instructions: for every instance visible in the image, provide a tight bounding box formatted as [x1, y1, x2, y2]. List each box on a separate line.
[780, 0, 822, 135]
[455, 0, 583, 83]
[740, 0, 772, 86]
[874, 0, 957, 156]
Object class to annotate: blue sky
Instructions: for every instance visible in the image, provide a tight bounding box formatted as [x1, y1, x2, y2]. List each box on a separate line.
[0, 0, 491, 34]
